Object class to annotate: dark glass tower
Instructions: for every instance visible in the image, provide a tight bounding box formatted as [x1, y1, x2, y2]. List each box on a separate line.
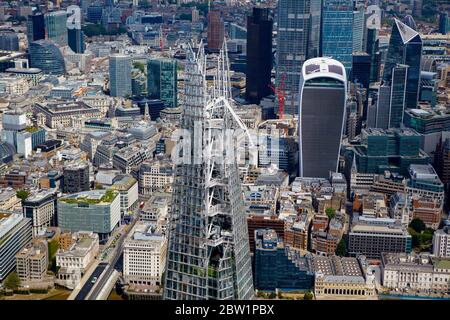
[68, 28, 85, 53]
[388, 64, 408, 128]
[26, 12, 45, 43]
[29, 40, 65, 75]
[299, 58, 347, 178]
[352, 52, 371, 90]
[147, 58, 178, 108]
[383, 19, 422, 109]
[245, 7, 273, 105]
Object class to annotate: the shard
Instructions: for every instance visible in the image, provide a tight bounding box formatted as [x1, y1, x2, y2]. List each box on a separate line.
[163, 42, 254, 300]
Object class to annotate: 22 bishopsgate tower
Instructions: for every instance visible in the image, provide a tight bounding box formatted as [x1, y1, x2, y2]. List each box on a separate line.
[163, 44, 254, 300]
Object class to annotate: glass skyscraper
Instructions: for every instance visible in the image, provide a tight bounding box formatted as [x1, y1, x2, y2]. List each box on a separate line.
[164, 45, 254, 300]
[68, 29, 85, 54]
[29, 40, 66, 75]
[147, 58, 178, 108]
[352, 6, 365, 53]
[245, 7, 273, 105]
[26, 12, 45, 43]
[321, 0, 354, 76]
[109, 54, 132, 98]
[299, 58, 347, 178]
[44, 11, 68, 46]
[276, 0, 311, 115]
[383, 18, 422, 109]
[388, 64, 408, 128]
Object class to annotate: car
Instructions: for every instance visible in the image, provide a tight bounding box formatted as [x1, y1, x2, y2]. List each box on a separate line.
[91, 277, 98, 284]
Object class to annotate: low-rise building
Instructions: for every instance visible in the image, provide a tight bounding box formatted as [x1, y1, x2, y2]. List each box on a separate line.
[0, 188, 22, 211]
[138, 158, 173, 196]
[15, 239, 48, 282]
[433, 227, 450, 258]
[111, 174, 139, 216]
[22, 190, 57, 237]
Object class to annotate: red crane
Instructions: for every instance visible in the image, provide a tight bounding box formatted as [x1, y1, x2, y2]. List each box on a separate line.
[268, 73, 286, 120]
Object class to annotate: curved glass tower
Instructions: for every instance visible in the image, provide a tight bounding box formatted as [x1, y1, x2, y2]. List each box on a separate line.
[299, 58, 347, 178]
[29, 40, 65, 75]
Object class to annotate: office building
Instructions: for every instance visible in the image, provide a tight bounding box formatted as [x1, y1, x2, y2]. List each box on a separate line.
[1, 110, 33, 159]
[276, 0, 311, 115]
[63, 161, 90, 194]
[44, 10, 67, 46]
[207, 10, 224, 51]
[15, 239, 48, 282]
[22, 190, 57, 237]
[0, 213, 32, 281]
[383, 19, 422, 109]
[164, 45, 254, 300]
[123, 221, 167, 286]
[381, 253, 450, 292]
[111, 174, 139, 216]
[433, 227, 450, 258]
[439, 12, 449, 35]
[245, 7, 273, 104]
[147, 58, 177, 108]
[388, 64, 408, 128]
[351, 128, 430, 176]
[299, 58, 347, 178]
[68, 29, 85, 54]
[348, 216, 412, 259]
[29, 40, 65, 75]
[138, 158, 173, 195]
[352, 6, 365, 53]
[321, 0, 354, 75]
[0, 32, 19, 51]
[27, 12, 46, 43]
[254, 229, 314, 291]
[57, 190, 120, 240]
[109, 54, 132, 97]
[352, 52, 371, 90]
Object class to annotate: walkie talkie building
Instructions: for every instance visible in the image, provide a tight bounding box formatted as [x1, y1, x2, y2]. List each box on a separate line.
[299, 58, 347, 179]
[163, 43, 254, 300]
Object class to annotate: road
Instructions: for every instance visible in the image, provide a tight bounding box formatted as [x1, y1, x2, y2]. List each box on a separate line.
[74, 263, 108, 300]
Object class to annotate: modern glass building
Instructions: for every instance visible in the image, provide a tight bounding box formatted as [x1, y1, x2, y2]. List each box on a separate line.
[109, 54, 132, 98]
[352, 6, 365, 53]
[26, 12, 45, 43]
[254, 229, 314, 291]
[308, 0, 322, 59]
[245, 7, 273, 105]
[0, 32, 19, 51]
[147, 58, 177, 108]
[299, 57, 347, 178]
[164, 45, 254, 300]
[383, 19, 422, 109]
[321, 0, 354, 76]
[276, 0, 311, 115]
[57, 190, 121, 240]
[352, 52, 371, 90]
[68, 28, 85, 54]
[44, 10, 68, 46]
[388, 64, 408, 128]
[29, 40, 66, 75]
[439, 12, 449, 35]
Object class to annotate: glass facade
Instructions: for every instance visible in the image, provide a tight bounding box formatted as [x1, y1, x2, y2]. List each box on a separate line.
[44, 11, 68, 46]
[27, 13, 45, 43]
[29, 40, 66, 75]
[321, 0, 354, 76]
[352, 7, 365, 53]
[388, 64, 408, 128]
[276, 0, 311, 115]
[68, 28, 85, 54]
[109, 54, 132, 98]
[147, 58, 177, 108]
[383, 19, 422, 109]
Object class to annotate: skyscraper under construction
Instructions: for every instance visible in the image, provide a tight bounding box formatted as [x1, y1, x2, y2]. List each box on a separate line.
[163, 43, 254, 300]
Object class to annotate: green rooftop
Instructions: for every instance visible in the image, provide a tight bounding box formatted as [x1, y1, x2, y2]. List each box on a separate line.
[59, 189, 118, 205]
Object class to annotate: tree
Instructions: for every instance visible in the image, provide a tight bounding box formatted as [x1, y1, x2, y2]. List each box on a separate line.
[325, 208, 336, 220]
[303, 291, 314, 300]
[277, 291, 283, 299]
[409, 218, 426, 233]
[4, 272, 20, 291]
[268, 292, 276, 299]
[336, 238, 347, 257]
[16, 189, 29, 201]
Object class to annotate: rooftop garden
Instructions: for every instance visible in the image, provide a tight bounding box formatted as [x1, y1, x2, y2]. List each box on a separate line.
[59, 190, 118, 205]
[24, 126, 41, 133]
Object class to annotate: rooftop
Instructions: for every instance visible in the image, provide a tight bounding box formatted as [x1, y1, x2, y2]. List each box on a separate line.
[59, 190, 118, 205]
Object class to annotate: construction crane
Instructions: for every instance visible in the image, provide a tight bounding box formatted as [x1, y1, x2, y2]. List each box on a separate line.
[268, 73, 286, 120]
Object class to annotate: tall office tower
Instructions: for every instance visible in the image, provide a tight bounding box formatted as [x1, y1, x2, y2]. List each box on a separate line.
[374, 84, 391, 129]
[383, 19, 422, 109]
[299, 58, 347, 178]
[29, 40, 66, 75]
[365, 5, 381, 83]
[245, 7, 273, 104]
[308, 0, 322, 58]
[403, 15, 417, 30]
[26, 12, 45, 43]
[67, 6, 84, 53]
[352, 52, 371, 90]
[207, 10, 225, 52]
[0, 32, 19, 51]
[164, 44, 254, 300]
[109, 54, 132, 98]
[44, 11, 68, 46]
[352, 5, 365, 53]
[388, 64, 408, 128]
[147, 58, 178, 108]
[276, 0, 311, 115]
[321, 0, 354, 76]
[439, 12, 450, 35]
